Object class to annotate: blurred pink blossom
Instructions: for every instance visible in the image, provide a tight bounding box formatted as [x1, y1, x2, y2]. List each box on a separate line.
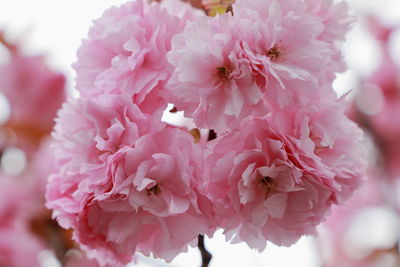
[352, 18, 400, 179]
[318, 17, 400, 267]
[0, 53, 65, 133]
[0, 33, 77, 267]
[0, 177, 46, 267]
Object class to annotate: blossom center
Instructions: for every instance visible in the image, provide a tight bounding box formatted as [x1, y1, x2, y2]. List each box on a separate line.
[258, 176, 276, 199]
[266, 46, 281, 61]
[146, 184, 161, 196]
[216, 66, 232, 81]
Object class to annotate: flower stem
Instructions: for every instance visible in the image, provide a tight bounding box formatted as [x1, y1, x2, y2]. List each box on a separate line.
[198, 235, 212, 267]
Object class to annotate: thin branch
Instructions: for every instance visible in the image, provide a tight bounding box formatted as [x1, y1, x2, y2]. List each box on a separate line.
[198, 235, 212, 267]
[0, 32, 18, 52]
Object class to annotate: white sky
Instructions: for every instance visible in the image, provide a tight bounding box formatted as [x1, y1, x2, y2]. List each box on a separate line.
[0, 0, 399, 267]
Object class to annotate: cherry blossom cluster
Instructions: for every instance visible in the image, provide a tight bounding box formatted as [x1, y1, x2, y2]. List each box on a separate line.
[46, 0, 366, 266]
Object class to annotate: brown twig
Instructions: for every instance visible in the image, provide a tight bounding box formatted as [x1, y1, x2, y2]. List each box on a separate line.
[0, 31, 18, 53]
[198, 235, 212, 267]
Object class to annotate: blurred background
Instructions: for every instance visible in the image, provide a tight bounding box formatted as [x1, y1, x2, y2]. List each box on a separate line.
[0, 0, 400, 266]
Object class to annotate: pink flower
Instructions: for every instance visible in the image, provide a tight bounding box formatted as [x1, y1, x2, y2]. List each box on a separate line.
[167, 0, 343, 131]
[204, 101, 365, 249]
[267, 101, 366, 201]
[353, 18, 400, 179]
[0, 178, 46, 267]
[322, 172, 384, 243]
[316, 169, 400, 267]
[0, 53, 65, 133]
[0, 223, 45, 267]
[0, 178, 34, 226]
[47, 95, 214, 266]
[167, 14, 265, 131]
[303, 0, 355, 76]
[304, 0, 354, 44]
[233, 0, 333, 84]
[28, 138, 60, 194]
[73, 0, 200, 115]
[45, 0, 366, 264]
[0, 131, 65, 267]
[0, 138, 64, 266]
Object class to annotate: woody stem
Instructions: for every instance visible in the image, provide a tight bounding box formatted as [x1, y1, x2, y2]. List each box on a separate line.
[198, 235, 212, 267]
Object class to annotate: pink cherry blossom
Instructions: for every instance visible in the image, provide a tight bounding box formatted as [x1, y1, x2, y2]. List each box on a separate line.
[0, 53, 65, 133]
[317, 168, 400, 267]
[0, 222, 45, 267]
[0, 37, 69, 265]
[0, 178, 34, 226]
[0, 140, 56, 227]
[363, 41, 399, 147]
[167, 0, 343, 131]
[267, 101, 366, 201]
[0, 139, 67, 267]
[0, 177, 46, 267]
[304, 0, 354, 44]
[352, 18, 400, 179]
[73, 0, 200, 115]
[47, 95, 214, 266]
[45, 0, 368, 264]
[303, 0, 355, 76]
[321, 172, 384, 245]
[233, 0, 334, 84]
[167, 14, 265, 131]
[204, 101, 365, 249]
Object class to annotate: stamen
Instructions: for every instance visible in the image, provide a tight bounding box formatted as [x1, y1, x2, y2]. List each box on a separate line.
[146, 184, 161, 196]
[189, 128, 201, 143]
[216, 66, 232, 80]
[208, 129, 217, 141]
[259, 176, 276, 199]
[266, 46, 281, 61]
